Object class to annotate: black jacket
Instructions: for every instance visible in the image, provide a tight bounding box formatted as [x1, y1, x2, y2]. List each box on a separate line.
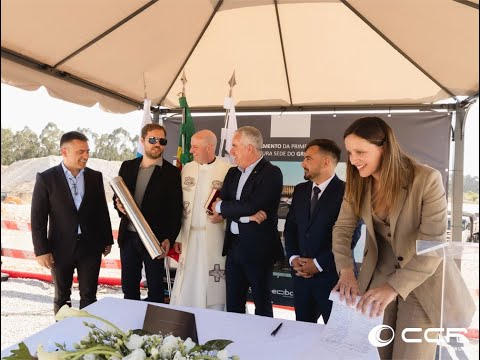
[31, 164, 113, 265]
[284, 175, 345, 274]
[219, 157, 284, 264]
[115, 157, 183, 248]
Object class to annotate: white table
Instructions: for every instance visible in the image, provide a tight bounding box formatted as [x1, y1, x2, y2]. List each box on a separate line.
[1, 297, 327, 359]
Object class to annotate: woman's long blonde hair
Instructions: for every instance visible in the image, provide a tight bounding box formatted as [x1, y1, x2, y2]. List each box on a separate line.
[344, 117, 416, 217]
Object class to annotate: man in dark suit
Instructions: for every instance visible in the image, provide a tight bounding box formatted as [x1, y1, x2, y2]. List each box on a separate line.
[284, 139, 344, 324]
[114, 123, 182, 303]
[212, 126, 284, 317]
[31, 131, 113, 314]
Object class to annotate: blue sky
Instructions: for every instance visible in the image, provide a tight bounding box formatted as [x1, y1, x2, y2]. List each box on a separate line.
[1, 83, 478, 176]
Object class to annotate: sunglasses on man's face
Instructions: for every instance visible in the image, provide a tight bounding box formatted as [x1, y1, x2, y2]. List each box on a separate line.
[148, 137, 168, 146]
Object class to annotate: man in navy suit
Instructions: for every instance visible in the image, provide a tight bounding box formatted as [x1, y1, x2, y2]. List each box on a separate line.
[31, 131, 113, 314]
[284, 139, 344, 323]
[212, 126, 284, 317]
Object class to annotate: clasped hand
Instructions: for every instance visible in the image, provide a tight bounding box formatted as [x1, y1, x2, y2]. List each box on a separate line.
[291, 257, 319, 278]
[249, 210, 267, 224]
[333, 269, 398, 317]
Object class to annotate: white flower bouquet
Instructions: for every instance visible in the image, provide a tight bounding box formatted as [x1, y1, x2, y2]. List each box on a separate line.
[4, 305, 239, 360]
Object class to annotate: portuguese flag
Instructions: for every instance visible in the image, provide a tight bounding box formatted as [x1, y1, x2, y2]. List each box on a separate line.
[176, 96, 195, 170]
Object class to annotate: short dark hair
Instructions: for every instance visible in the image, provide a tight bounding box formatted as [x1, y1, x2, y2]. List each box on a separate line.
[141, 123, 167, 139]
[60, 131, 89, 147]
[305, 139, 341, 164]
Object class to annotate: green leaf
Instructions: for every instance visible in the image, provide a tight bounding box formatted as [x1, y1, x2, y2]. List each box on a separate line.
[3, 342, 36, 359]
[200, 339, 234, 351]
[189, 339, 234, 354]
[54, 342, 67, 351]
[188, 344, 202, 353]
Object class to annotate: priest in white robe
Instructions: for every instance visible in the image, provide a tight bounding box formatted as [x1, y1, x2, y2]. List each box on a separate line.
[170, 130, 233, 310]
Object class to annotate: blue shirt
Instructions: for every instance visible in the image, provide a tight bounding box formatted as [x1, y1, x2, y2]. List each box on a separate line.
[216, 156, 263, 234]
[61, 162, 85, 234]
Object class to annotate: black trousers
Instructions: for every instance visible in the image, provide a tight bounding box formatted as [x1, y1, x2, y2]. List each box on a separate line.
[225, 239, 274, 317]
[292, 270, 338, 323]
[51, 241, 102, 314]
[120, 230, 165, 303]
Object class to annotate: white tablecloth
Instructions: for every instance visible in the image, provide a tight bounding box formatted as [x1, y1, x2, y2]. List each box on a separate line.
[1, 297, 327, 359]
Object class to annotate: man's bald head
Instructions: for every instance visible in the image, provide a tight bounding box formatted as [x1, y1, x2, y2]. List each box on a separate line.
[190, 130, 217, 164]
[194, 129, 217, 148]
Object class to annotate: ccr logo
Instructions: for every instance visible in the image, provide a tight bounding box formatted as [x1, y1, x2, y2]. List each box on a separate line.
[368, 325, 395, 347]
[368, 326, 469, 347]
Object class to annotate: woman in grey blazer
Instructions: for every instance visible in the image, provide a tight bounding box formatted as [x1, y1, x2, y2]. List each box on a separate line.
[332, 117, 472, 359]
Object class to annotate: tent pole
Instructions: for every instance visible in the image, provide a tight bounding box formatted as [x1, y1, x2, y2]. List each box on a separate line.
[450, 104, 467, 245]
[152, 108, 160, 124]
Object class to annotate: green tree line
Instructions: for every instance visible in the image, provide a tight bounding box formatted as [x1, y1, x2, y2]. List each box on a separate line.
[463, 174, 479, 203]
[464, 174, 479, 193]
[1, 122, 139, 165]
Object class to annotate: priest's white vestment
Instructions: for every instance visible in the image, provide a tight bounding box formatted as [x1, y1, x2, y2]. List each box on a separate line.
[170, 157, 233, 308]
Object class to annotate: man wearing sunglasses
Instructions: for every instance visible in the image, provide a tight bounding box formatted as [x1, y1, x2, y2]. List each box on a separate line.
[170, 130, 233, 310]
[114, 123, 183, 303]
[31, 131, 113, 314]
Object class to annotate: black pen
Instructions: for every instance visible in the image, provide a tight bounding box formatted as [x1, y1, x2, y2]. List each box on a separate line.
[270, 322, 283, 336]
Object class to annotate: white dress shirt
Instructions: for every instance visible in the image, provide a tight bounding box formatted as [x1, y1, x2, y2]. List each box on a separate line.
[61, 162, 85, 234]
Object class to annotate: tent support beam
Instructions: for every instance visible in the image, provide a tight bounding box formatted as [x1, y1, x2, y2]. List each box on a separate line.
[1, 48, 143, 109]
[159, 0, 224, 106]
[274, 0, 293, 106]
[453, 0, 479, 10]
[170, 103, 455, 113]
[450, 104, 468, 244]
[54, 0, 160, 68]
[460, 92, 479, 107]
[340, 0, 459, 101]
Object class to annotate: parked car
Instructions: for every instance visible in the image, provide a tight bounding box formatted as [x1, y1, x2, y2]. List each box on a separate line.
[447, 211, 479, 242]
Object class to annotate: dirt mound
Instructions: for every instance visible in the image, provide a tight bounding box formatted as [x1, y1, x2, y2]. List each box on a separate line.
[1, 204, 31, 223]
[0, 156, 122, 201]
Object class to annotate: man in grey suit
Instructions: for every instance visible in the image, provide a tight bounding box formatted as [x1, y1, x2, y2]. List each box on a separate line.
[31, 131, 113, 314]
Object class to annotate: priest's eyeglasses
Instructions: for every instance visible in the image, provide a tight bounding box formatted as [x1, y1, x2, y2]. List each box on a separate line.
[148, 137, 168, 146]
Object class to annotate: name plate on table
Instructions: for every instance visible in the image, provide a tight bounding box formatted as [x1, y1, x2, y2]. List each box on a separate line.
[143, 304, 198, 343]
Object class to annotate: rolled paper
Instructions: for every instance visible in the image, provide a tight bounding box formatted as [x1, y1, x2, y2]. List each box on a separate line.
[110, 176, 165, 259]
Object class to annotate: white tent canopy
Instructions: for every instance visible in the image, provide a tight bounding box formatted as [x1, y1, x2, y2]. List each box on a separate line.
[1, 0, 478, 244]
[1, 0, 478, 113]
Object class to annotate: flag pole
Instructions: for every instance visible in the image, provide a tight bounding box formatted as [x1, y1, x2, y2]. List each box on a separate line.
[180, 71, 187, 164]
[137, 74, 152, 158]
[169, 72, 188, 296]
[219, 71, 236, 157]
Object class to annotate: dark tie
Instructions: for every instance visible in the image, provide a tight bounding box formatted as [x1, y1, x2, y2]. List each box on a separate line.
[310, 186, 321, 216]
